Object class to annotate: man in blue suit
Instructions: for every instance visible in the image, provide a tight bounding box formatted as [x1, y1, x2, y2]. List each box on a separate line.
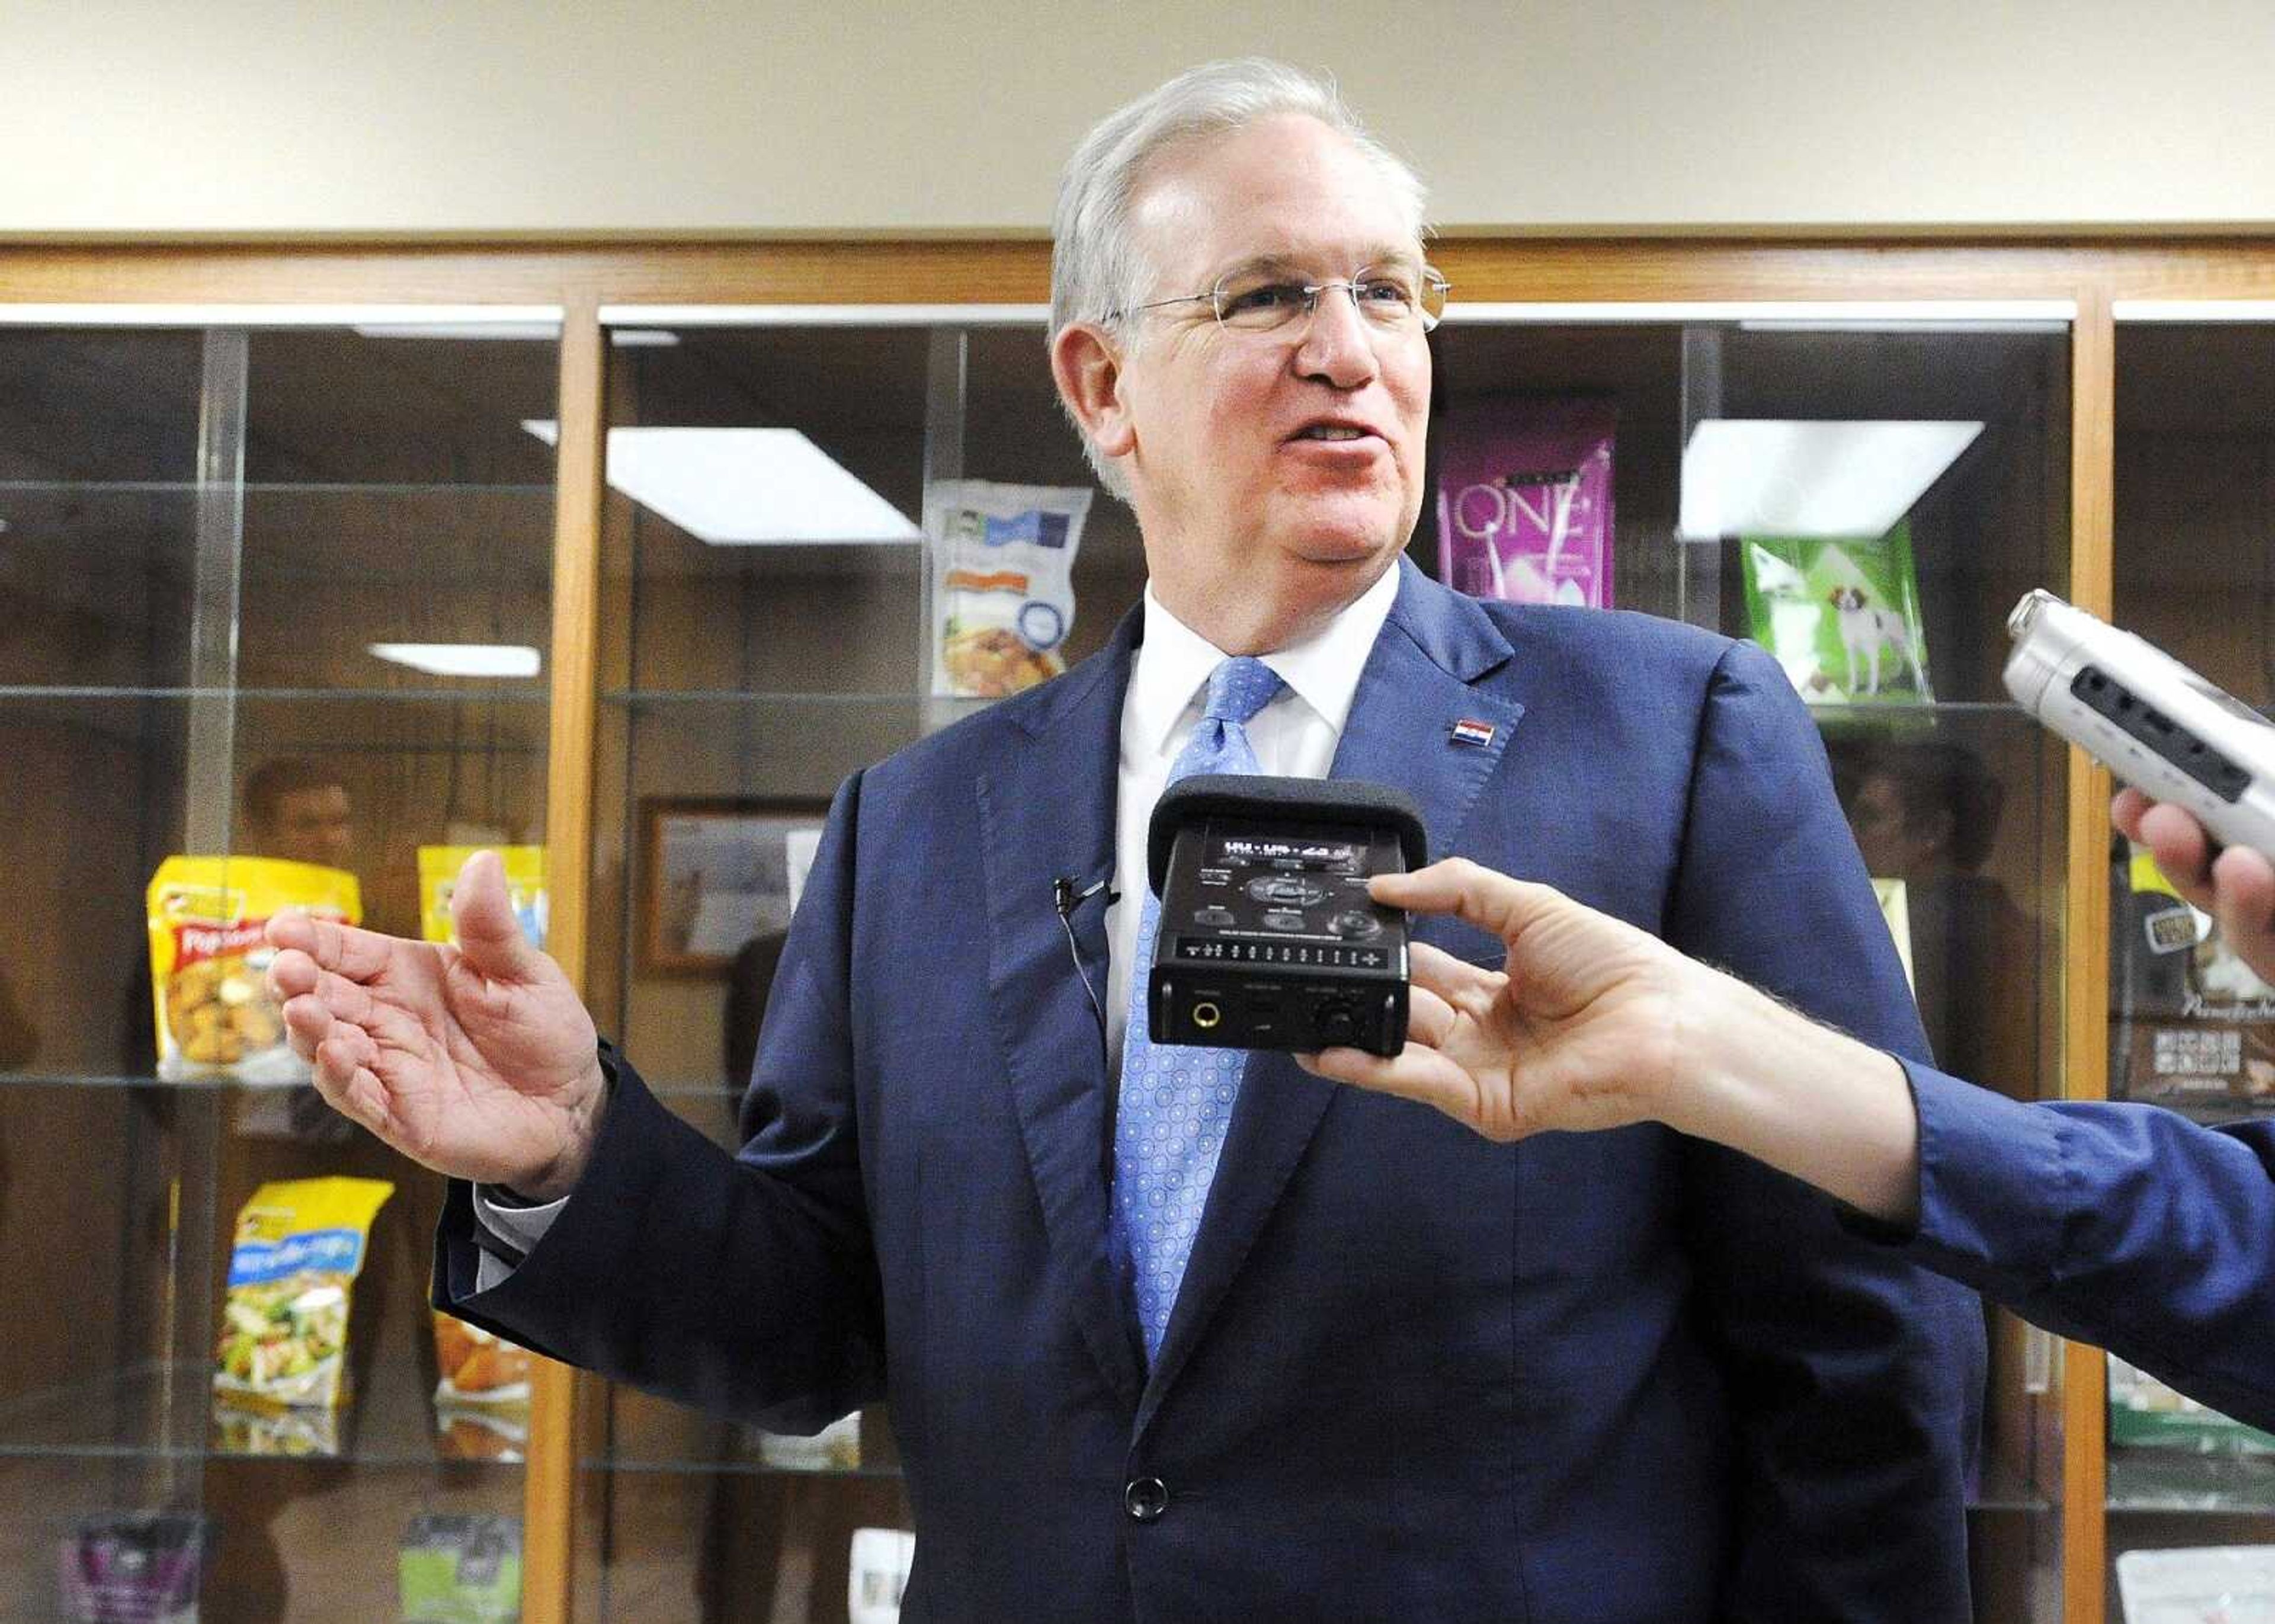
[269, 59, 1982, 1622]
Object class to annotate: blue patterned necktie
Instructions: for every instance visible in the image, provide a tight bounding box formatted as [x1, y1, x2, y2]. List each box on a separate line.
[1114, 654, 1286, 1362]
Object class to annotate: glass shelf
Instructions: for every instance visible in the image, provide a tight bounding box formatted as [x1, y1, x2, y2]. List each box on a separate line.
[1969, 1455, 2056, 1515]
[593, 1388, 902, 1482]
[0, 311, 553, 1621]
[0, 693, 549, 781]
[603, 691, 2043, 716]
[0, 1075, 379, 1102]
[0, 1453, 523, 1624]
[605, 689, 943, 706]
[646, 1077, 771, 1104]
[587, 1453, 905, 1484]
[2109, 1449, 2275, 1513]
[0, 1071, 239, 1094]
[0, 481, 555, 497]
[2110, 1094, 2275, 1129]
[0, 687, 546, 703]
[0, 479, 553, 690]
[0, 1360, 514, 1472]
[604, 690, 989, 732]
[1808, 702, 2037, 722]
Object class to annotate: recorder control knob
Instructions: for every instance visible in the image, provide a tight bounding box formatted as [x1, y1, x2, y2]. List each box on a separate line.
[1247, 876, 1328, 907]
[1328, 911, 1380, 939]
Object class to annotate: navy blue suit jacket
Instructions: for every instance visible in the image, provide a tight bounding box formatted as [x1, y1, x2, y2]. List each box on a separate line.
[1902, 1059, 2275, 1431]
[439, 560, 1984, 1622]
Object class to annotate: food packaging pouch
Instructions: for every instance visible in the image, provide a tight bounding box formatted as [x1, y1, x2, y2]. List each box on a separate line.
[213, 1176, 393, 1410]
[147, 856, 359, 1082]
[1435, 395, 1615, 608]
[419, 845, 547, 950]
[432, 1309, 533, 1434]
[399, 1514, 522, 1623]
[927, 481, 1091, 698]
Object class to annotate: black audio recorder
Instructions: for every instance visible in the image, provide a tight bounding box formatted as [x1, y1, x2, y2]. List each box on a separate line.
[1145, 774, 1427, 1058]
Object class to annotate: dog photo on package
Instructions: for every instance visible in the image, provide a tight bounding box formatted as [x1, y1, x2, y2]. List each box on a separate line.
[1741, 524, 1934, 706]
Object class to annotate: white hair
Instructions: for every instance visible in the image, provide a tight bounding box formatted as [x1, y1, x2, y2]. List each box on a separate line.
[1049, 59, 1430, 496]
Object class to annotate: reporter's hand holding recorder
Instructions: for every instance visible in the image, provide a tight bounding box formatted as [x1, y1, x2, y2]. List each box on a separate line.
[1300, 857, 1934, 1220]
[1304, 791, 2275, 1427]
[1304, 792, 2275, 1222]
[2114, 783, 2275, 981]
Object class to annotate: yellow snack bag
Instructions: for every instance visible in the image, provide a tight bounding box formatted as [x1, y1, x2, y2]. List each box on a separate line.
[146, 856, 360, 1082]
[214, 1176, 393, 1411]
[418, 845, 547, 949]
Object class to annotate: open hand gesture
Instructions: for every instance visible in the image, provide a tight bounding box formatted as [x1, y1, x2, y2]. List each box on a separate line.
[266, 850, 607, 1199]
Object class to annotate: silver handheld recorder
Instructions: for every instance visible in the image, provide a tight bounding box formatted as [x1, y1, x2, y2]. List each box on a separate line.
[2003, 588, 2275, 854]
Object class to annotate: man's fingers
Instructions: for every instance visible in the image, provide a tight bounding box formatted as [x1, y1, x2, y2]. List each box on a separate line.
[279, 965, 390, 1036]
[280, 962, 412, 1074]
[2210, 843, 2275, 957]
[1370, 859, 1562, 946]
[312, 1033, 387, 1131]
[1300, 1042, 1499, 1135]
[270, 947, 320, 1002]
[2212, 842, 2275, 911]
[314, 1027, 377, 1084]
[309, 961, 386, 1032]
[450, 850, 544, 983]
[2135, 800, 2217, 900]
[280, 992, 329, 1062]
[265, 908, 400, 983]
[1408, 940, 1505, 1007]
[1404, 981, 1460, 1049]
[2111, 786, 2154, 844]
[2108, 792, 2275, 979]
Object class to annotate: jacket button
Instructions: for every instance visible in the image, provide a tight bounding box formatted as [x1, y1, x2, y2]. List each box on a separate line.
[1123, 1476, 1169, 1522]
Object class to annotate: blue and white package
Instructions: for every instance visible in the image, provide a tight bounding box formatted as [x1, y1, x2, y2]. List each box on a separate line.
[927, 480, 1092, 699]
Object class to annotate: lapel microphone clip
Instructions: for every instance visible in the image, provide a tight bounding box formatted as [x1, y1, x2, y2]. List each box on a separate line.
[1053, 875, 1111, 918]
[1053, 874, 1115, 1045]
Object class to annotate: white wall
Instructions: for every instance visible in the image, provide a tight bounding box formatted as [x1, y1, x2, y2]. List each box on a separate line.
[5, 0, 2271, 236]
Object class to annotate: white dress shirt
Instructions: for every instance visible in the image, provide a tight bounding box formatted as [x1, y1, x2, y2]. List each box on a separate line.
[473, 563, 1403, 1270]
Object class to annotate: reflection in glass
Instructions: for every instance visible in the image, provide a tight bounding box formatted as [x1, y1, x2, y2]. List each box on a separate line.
[0, 322, 553, 1616]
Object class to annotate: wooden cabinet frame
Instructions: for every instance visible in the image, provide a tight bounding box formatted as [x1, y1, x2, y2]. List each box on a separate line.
[9, 237, 2275, 1623]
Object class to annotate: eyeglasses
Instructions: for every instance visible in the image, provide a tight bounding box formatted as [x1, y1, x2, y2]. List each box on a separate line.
[1116, 262, 1451, 336]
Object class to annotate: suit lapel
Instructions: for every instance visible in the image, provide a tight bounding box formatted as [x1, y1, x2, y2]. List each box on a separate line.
[977, 606, 1146, 1411]
[1138, 562, 1524, 1427]
[1329, 563, 1526, 860]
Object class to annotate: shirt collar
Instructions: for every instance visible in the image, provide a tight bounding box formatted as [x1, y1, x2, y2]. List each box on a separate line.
[1130, 562, 1401, 760]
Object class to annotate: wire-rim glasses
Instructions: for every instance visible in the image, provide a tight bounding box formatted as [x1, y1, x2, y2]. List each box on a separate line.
[1114, 262, 1451, 336]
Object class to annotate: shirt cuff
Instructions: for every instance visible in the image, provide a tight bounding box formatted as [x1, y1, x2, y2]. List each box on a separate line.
[472, 1181, 569, 1254]
[461, 1042, 617, 1290]
[1892, 1055, 2069, 1290]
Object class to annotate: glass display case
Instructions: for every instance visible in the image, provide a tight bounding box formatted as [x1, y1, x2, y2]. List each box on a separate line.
[0, 313, 557, 1619]
[2101, 307, 2275, 1617]
[5, 244, 2266, 1624]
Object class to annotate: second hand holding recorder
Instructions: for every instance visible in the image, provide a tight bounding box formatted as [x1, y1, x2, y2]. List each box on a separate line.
[1146, 774, 1427, 1058]
[2003, 588, 2275, 854]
